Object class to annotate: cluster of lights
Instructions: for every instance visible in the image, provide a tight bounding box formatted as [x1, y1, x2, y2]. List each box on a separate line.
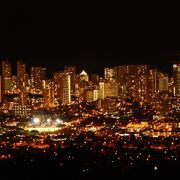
[32, 117, 64, 125]
[33, 118, 40, 124]
[47, 119, 51, 123]
[56, 119, 63, 124]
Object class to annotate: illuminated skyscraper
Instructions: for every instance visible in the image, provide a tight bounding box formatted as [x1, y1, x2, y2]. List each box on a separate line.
[2, 60, 11, 78]
[104, 67, 117, 82]
[149, 68, 159, 96]
[117, 65, 149, 101]
[17, 61, 26, 78]
[43, 79, 55, 108]
[117, 65, 138, 98]
[2, 60, 12, 94]
[19, 91, 28, 106]
[4, 78, 13, 93]
[30, 67, 47, 93]
[0, 76, 5, 103]
[136, 65, 149, 101]
[117, 65, 128, 82]
[98, 81, 105, 99]
[91, 74, 100, 85]
[64, 66, 76, 93]
[17, 60, 28, 86]
[158, 73, 169, 92]
[104, 82, 118, 98]
[85, 89, 98, 102]
[54, 72, 71, 105]
[117, 66, 128, 98]
[173, 63, 180, 95]
[79, 70, 89, 82]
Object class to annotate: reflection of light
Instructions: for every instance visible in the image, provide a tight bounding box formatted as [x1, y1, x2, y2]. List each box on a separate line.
[33, 118, 40, 124]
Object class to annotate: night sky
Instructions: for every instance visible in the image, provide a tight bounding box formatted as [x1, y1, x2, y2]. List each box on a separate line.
[0, 2, 180, 76]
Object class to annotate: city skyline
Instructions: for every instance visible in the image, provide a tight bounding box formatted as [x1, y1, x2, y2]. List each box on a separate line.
[0, 58, 179, 179]
[0, 58, 176, 77]
[0, 59, 176, 110]
[0, 2, 180, 179]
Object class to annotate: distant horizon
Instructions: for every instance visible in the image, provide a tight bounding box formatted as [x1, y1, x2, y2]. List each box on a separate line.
[0, 57, 175, 78]
[1, 2, 180, 77]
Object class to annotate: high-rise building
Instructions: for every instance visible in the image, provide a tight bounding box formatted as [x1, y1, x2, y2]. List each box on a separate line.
[16, 62, 28, 105]
[117, 66, 128, 98]
[149, 69, 159, 96]
[135, 65, 149, 101]
[0, 76, 5, 103]
[104, 82, 118, 98]
[98, 81, 105, 99]
[19, 91, 28, 106]
[17, 61, 28, 86]
[64, 66, 76, 93]
[43, 79, 55, 108]
[117, 65, 149, 101]
[73, 83, 80, 97]
[85, 89, 98, 102]
[117, 65, 128, 82]
[169, 77, 174, 94]
[54, 72, 71, 105]
[2, 60, 11, 78]
[4, 78, 13, 92]
[79, 70, 89, 82]
[158, 74, 169, 92]
[17, 61, 26, 78]
[1, 60, 13, 95]
[30, 67, 47, 93]
[173, 63, 180, 95]
[104, 67, 117, 82]
[91, 74, 100, 85]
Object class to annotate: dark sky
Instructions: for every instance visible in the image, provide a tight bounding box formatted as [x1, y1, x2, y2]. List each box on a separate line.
[0, 1, 180, 76]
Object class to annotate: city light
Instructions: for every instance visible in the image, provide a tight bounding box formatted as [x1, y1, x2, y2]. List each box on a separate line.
[1, 3, 180, 178]
[47, 119, 51, 123]
[33, 117, 40, 124]
[0, 61, 179, 179]
[56, 118, 63, 124]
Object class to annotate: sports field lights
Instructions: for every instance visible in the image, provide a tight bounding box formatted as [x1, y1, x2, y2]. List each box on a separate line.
[33, 117, 40, 124]
[47, 119, 51, 123]
[56, 118, 63, 124]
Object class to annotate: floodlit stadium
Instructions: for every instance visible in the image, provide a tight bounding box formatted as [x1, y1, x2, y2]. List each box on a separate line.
[24, 117, 65, 132]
